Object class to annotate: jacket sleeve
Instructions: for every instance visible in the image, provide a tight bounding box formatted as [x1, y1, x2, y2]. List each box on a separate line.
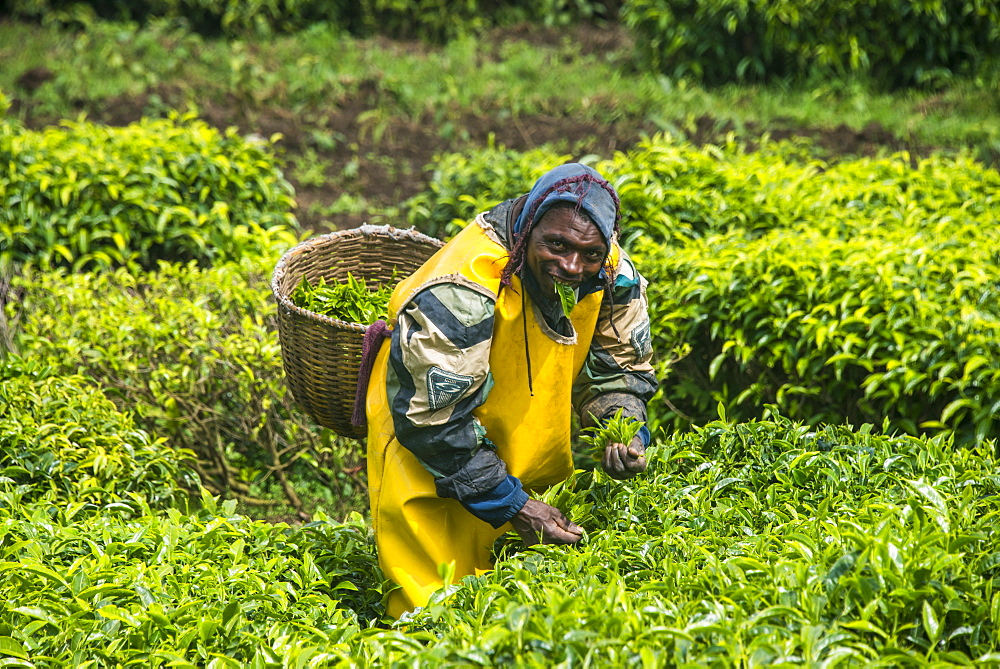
[573, 248, 659, 441]
[386, 280, 528, 528]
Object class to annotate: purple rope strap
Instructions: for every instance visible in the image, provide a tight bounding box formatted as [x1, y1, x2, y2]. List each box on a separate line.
[352, 319, 390, 428]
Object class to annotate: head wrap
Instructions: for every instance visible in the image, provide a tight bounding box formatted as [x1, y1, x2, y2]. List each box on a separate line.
[512, 163, 620, 245]
[502, 165, 623, 393]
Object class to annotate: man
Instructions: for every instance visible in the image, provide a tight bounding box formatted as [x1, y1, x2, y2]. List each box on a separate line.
[364, 163, 657, 618]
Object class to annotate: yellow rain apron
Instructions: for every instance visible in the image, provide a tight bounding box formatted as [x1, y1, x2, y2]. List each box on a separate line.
[366, 219, 619, 618]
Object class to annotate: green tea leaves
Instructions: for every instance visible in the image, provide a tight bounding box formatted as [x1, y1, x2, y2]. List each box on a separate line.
[0, 358, 194, 508]
[0, 115, 298, 272]
[579, 408, 645, 459]
[291, 273, 393, 325]
[553, 281, 577, 319]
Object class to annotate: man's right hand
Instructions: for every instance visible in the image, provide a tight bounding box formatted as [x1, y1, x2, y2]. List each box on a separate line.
[509, 499, 583, 546]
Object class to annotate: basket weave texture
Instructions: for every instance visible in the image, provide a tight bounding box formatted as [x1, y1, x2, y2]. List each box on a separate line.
[271, 225, 444, 438]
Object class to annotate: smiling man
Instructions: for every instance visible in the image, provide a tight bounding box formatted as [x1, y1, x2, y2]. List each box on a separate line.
[364, 163, 658, 618]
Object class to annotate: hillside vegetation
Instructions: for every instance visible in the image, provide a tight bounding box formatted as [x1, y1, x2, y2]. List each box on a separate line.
[2, 1, 1000, 665]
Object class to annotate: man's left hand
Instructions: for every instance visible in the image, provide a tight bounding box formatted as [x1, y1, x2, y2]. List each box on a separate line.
[602, 435, 646, 480]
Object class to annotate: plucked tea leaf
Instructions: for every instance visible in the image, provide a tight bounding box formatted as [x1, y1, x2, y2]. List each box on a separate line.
[290, 273, 394, 324]
[554, 282, 577, 319]
[579, 408, 645, 460]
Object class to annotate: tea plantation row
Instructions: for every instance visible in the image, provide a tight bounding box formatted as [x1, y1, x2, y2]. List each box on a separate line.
[0, 110, 295, 272]
[5, 111, 1000, 497]
[4, 356, 1000, 663]
[7, 115, 1000, 482]
[4, 114, 1000, 664]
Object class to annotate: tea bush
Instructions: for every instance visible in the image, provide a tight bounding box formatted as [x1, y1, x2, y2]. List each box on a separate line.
[3, 252, 367, 517]
[0, 113, 297, 272]
[622, 0, 1000, 87]
[398, 413, 1000, 665]
[5, 414, 999, 664]
[404, 145, 573, 238]
[404, 137, 828, 242]
[0, 495, 386, 665]
[0, 356, 197, 508]
[605, 136, 829, 245]
[632, 152, 1000, 442]
[406, 135, 996, 246]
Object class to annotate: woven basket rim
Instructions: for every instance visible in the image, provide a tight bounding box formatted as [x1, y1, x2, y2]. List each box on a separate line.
[270, 224, 444, 332]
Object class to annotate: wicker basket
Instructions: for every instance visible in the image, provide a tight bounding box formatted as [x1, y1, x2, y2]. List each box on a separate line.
[271, 225, 444, 439]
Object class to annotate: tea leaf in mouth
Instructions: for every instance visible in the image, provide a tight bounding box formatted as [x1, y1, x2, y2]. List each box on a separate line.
[554, 281, 577, 318]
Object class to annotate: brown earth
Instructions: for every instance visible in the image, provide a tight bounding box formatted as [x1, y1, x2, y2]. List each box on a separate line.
[10, 26, 926, 235]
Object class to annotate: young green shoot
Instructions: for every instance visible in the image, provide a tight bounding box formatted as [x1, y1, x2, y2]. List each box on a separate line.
[579, 407, 645, 460]
[554, 281, 577, 319]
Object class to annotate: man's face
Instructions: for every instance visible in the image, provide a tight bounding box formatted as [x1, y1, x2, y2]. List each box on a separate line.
[525, 206, 607, 297]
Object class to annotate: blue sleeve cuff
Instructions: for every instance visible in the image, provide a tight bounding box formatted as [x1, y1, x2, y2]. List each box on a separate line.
[461, 475, 529, 529]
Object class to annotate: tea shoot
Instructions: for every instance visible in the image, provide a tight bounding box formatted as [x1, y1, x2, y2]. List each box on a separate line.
[579, 407, 645, 459]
